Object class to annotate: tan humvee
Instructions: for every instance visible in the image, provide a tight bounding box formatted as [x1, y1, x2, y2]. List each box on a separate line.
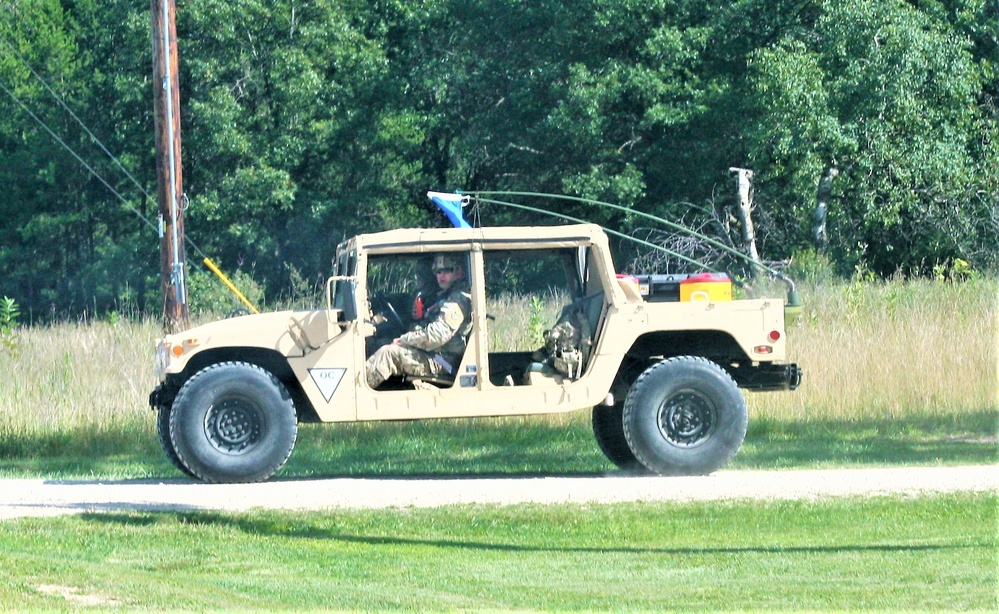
[150, 224, 801, 483]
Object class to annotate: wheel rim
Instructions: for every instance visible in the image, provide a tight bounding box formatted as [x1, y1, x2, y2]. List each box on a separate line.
[204, 396, 264, 454]
[656, 389, 716, 447]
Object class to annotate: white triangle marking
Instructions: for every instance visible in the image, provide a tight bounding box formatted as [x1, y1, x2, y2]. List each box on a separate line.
[308, 368, 347, 403]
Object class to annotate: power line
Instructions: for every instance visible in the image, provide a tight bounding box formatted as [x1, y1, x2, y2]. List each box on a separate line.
[0, 33, 156, 205]
[0, 18, 258, 320]
[0, 40, 208, 259]
[0, 76, 158, 234]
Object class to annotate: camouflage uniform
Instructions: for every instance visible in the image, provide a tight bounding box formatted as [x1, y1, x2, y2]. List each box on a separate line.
[365, 283, 472, 389]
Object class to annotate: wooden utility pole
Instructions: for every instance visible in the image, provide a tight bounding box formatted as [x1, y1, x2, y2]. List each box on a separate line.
[151, 0, 189, 332]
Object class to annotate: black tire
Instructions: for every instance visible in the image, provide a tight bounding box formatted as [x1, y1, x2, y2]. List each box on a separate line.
[591, 404, 647, 472]
[622, 356, 747, 476]
[170, 362, 299, 483]
[156, 405, 196, 478]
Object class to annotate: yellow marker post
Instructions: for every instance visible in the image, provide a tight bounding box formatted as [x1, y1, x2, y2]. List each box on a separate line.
[202, 257, 259, 314]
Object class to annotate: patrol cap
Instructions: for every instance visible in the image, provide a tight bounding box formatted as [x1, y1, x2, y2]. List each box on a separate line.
[432, 253, 463, 272]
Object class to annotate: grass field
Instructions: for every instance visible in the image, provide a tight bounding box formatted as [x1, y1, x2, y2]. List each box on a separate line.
[0, 494, 994, 610]
[0, 277, 995, 611]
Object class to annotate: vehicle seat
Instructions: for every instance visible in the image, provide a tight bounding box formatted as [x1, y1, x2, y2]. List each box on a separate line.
[525, 292, 605, 382]
[558, 292, 605, 353]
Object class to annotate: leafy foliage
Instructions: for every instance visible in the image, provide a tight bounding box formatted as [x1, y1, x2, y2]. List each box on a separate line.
[745, 0, 995, 274]
[0, 296, 19, 354]
[0, 0, 995, 318]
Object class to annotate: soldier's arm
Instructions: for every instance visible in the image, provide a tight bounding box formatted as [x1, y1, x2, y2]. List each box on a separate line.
[399, 302, 463, 351]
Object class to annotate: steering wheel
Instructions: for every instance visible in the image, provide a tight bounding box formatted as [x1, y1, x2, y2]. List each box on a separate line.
[371, 294, 405, 330]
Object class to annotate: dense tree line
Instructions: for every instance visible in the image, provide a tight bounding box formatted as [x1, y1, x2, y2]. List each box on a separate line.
[1, 0, 995, 318]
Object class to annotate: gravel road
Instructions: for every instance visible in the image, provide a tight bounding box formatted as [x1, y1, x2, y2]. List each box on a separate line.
[0, 465, 995, 520]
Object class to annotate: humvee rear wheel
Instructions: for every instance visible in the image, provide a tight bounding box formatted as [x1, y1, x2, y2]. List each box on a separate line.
[591, 404, 646, 472]
[622, 356, 747, 475]
[156, 405, 196, 478]
[170, 362, 298, 483]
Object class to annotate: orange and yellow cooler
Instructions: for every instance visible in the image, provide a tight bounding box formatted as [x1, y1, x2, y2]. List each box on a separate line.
[679, 273, 732, 302]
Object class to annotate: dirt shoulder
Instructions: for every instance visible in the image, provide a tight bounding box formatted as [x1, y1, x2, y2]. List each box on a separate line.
[1, 465, 995, 520]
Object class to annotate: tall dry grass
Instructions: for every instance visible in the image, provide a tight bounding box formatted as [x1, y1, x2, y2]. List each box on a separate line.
[748, 276, 997, 424]
[0, 318, 160, 437]
[0, 278, 994, 440]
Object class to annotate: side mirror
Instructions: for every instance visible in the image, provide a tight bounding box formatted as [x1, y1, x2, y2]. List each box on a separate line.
[326, 276, 358, 321]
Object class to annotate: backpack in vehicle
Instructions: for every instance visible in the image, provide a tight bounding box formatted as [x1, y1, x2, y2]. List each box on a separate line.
[533, 300, 597, 379]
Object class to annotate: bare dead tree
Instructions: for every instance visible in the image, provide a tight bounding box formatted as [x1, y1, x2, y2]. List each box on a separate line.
[626, 195, 740, 275]
[728, 168, 762, 279]
[813, 165, 839, 249]
[626, 170, 788, 280]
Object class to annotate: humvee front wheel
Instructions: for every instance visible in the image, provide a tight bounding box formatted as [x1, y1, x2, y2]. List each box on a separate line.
[156, 405, 196, 478]
[170, 362, 298, 483]
[622, 356, 747, 475]
[591, 404, 646, 472]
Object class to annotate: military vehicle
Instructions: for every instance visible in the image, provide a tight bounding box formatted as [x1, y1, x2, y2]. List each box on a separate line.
[150, 223, 801, 483]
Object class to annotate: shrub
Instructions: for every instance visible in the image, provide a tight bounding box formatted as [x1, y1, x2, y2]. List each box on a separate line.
[186, 265, 265, 316]
[787, 248, 838, 284]
[1, 296, 19, 354]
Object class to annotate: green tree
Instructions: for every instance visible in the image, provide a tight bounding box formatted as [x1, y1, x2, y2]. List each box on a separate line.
[0, 296, 20, 353]
[745, 0, 995, 274]
[1, 0, 159, 316]
[178, 0, 393, 293]
[0, 0, 995, 321]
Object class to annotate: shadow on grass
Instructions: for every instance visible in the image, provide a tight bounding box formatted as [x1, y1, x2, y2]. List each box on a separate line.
[78, 508, 995, 557]
[0, 410, 995, 480]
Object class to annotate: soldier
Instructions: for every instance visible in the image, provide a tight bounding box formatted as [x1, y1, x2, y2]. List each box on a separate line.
[365, 253, 472, 389]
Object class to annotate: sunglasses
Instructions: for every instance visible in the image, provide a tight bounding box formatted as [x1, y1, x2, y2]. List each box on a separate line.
[434, 267, 456, 275]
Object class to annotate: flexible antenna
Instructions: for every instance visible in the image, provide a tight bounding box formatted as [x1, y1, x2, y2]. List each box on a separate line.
[466, 191, 802, 310]
[467, 190, 801, 307]
[472, 196, 724, 275]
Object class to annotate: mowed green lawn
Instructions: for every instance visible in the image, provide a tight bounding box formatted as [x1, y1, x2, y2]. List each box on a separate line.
[0, 494, 994, 611]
